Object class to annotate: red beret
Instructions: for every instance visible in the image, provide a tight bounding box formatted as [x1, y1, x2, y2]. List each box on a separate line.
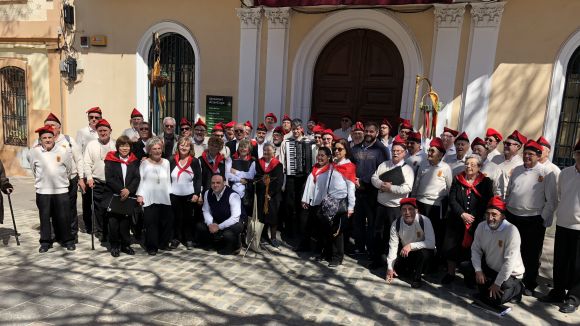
[44, 113, 61, 125]
[398, 118, 413, 131]
[179, 117, 192, 127]
[245, 120, 253, 129]
[471, 137, 487, 151]
[536, 136, 551, 149]
[225, 121, 236, 129]
[400, 197, 417, 208]
[455, 131, 469, 143]
[392, 135, 406, 148]
[212, 124, 224, 132]
[407, 131, 421, 143]
[257, 123, 267, 131]
[429, 137, 446, 154]
[443, 127, 459, 137]
[273, 126, 284, 135]
[575, 139, 580, 152]
[353, 121, 364, 132]
[130, 108, 143, 118]
[282, 114, 291, 122]
[507, 130, 527, 145]
[486, 128, 503, 142]
[194, 118, 207, 129]
[312, 125, 324, 134]
[86, 107, 102, 114]
[487, 195, 506, 212]
[381, 119, 392, 129]
[35, 125, 55, 135]
[523, 140, 543, 155]
[265, 112, 278, 123]
[96, 119, 111, 129]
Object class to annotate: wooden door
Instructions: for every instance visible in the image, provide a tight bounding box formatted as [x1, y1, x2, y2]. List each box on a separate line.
[312, 29, 404, 129]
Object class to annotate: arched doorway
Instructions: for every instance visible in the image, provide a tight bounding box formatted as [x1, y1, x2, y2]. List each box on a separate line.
[553, 46, 580, 168]
[311, 29, 404, 129]
[148, 33, 195, 134]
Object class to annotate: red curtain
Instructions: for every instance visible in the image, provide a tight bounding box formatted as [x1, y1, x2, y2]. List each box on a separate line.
[255, 0, 452, 6]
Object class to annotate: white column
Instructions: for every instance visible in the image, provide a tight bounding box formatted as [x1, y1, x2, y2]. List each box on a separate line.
[235, 8, 263, 123]
[460, 2, 505, 137]
[264, 7, 291, 122]
[430, 3, 466, 135]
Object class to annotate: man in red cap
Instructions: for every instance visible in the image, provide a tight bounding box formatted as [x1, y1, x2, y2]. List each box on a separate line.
[29, 125, 75, 252]
[76, 106, 102, 235]
[122, 108, 144, 142]
[272, 126, 284, 158]
[405, 131, 426, 175]
[254, 123, 268, 159]
[378, 119, 393, 151]
[370, 135, 415, 269]
[468, 196, 525, 308]
[497, 130, 526, 198]
[281, 114, 293, 139]
[485, 128, 503, 164]
[441, 127, 459, 161]
[505, 140, 557, 296]
[43, 113, 85, 242]
[385, 198, 435, 289]
[226, 122, 248, 158]
[334, 114, 353, 141]
[537, 136, 561, 178]
[244, 120, 253, 139]
[264, 112, 278, 143]
[349, 122, 365, 148]
[224, 121, 236, 142]
[398, 118, 413, 141]
[542, 139, 580, 313]
[84, 119, 116, 242]
[412, 137, 453, 257]
[193, 118, 209, 159]
[305, 116, 318, 139]
[445, 131, 471, 176]
[321, 129, 335, 150]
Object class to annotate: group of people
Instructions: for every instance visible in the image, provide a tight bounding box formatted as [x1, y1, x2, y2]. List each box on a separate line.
[4, 106, 579, 313]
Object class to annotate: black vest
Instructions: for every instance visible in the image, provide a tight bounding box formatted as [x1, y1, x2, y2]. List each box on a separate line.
[207, 186, 235, 224]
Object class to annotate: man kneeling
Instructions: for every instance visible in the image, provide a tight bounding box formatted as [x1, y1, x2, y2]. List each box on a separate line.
[386, 198, 435, 288]
[470, 196, 525, 307]
[197, 174, 244, 255]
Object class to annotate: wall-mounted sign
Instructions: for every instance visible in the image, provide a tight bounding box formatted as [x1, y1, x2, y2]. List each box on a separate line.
[206, 95, 233, 131]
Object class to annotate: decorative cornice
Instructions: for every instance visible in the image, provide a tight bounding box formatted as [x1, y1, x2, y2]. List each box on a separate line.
[235, 7, 263, 29]
[264, 7, 291, 29]
[470, 2, 506, 28]
[433, 3, 466, 29]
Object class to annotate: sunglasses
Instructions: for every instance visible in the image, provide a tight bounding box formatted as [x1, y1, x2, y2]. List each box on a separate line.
[194, 128, 206, 132]
[314, 136, 322, 139]
[334, 147, 345, 152]
[234, 129, 245, 133]
[504, 142, 519, 147]
[88, 115, 101, 120]
[485, 137, 496, 142]
[164, 125, 175, 128]
[181, 127, 191, 131]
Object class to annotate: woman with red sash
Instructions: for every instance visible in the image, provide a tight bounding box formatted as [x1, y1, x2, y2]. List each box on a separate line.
[168, 136, 202, 250]
[104, 135, 140, 257]
[442, 154, 493, 286]
[255, 143, 284, 247]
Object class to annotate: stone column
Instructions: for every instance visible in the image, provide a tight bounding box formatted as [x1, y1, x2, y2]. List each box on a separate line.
[235, 7, 263, 123]
[460, 1, 506, 137]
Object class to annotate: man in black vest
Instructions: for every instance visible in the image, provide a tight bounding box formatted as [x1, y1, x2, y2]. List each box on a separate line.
[196, 174, 244, 255]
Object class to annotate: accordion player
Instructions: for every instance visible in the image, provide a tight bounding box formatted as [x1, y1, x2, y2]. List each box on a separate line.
[284, 138, 315, 176]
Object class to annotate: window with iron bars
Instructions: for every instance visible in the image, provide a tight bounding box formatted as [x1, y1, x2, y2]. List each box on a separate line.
[0, 66, 28, 147]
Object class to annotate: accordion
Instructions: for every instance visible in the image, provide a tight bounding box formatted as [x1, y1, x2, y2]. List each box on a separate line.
[285, 139, 315, 176]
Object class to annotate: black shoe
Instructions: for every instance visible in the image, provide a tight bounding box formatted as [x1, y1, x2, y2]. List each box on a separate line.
[510, 293, 522, 304]
[121, 246, 135, 255]
[148, 250, 158, 256]
[559, 301, 578, 314]
[39, 245, 52, 253]
[368, 261, 383, 270]
[315, 255, 327, 262]
[539, 291, 565, 304]
[523, 288, 534, 297]
[74, 236, 79, 244]
[185, 241, 194, 250]
[441, 274, 455, 285]
[111, 248, 120, 257]
[169, 240, 179, 249]
[411, 279, 423, 289]
[66, 244, 76, 251]
[270, 239, 280, 248]
[328, 260, 342, 268]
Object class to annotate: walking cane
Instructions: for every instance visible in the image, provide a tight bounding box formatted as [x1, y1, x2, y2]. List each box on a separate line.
[91, 189, 95, 250]
[7, 192, 20, 246]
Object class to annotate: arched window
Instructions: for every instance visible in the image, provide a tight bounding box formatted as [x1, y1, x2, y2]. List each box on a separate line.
[554, 47, 580, 168]
[0, 66, 27, 146]
[148, 33, 195, 134]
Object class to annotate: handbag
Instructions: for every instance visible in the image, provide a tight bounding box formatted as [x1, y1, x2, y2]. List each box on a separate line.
[107, 194, 137, 216]
[319, 168, 348, 221]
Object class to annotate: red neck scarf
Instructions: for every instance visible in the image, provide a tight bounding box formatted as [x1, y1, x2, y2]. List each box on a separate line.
[173, 153, 194, 182]
[259, 157, 280, 173]
[233, 152, 252, 161]
[202, 151, 224, 173]
[456, 171, 485, 198]
[311, 163, 331, 183]
[332, 161, 357, 183]
[104, 151, 138, 165]
[462, 224, 474, 248]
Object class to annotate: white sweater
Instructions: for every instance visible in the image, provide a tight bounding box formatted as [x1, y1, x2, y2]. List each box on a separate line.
[386, 214, 435, 270]
[497, 155, 523, 199]
[84, 139, 116, 182]
[405, 150, 426, 173]
[302, 161, 356, 211]
[371, 160, 414, 208]
[29, 144, 72, 194]
[506, 163, 557, 226]
[471, 220, 525, 286]
[137, 159, 172, 207]
[75, 126, 98, 154]
[555, 165, 580, 230]
[413, 160, 453, 206]
[482, 160, 502, 196]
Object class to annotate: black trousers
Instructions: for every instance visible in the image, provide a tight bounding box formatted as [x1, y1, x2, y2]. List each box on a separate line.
[81, 180, 93, 233]
[108, 213, 131, 249]
[394, 248, 434, 281]
[318, 212, 347, 263]
[353, 186, 378, 252]
[143, 204, 173, 251]
[506, 212, 545, 290]
[170, 194, 195, 243]
[371, 205, 400, 263]
[36, 193, 73, 246]
[298, 205, 319, 249]
[417, 201, 446, 257]
[283, 175, 307, 238]
[195, 221, 242, 255]
[465, 260, 523, 306]
[68, 176, 79, 238]
[553, 226, 580, 306]
[92, 182, 108, 239]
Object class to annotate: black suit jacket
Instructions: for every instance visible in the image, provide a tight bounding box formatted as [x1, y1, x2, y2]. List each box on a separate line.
[168, 156, 202, 196]
[131, 139, 148, 161]
[104, 154, 141, 202]
[226, 140, 238, 158]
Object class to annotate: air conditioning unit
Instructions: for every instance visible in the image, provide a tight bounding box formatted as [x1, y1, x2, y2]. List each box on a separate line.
[60, 57, 77, 82]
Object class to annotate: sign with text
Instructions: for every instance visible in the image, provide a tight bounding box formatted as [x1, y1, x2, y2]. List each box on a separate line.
[206, 95, 233, 131]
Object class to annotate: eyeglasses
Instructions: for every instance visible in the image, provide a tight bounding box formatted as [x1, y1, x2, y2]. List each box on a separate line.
[88, 115, 101, 120]
[504, 142, 519, 147]
[341, 119, 350, 122]
[164, 125, 175, 128]
[314, 136, 322, 139]
[485, 137, 496, 142]
[464, 163, 478, 167]
[334, 147, 345, 152]
[234, 129, 245, 133]
[181, 127, 191, 131]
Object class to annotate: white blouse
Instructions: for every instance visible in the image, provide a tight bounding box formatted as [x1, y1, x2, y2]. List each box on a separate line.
[301, 159, 356, 211]
[170, 164, 195, 196]
[137, 159, 172, 207]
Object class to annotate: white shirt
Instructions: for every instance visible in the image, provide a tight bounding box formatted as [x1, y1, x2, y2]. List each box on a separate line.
[555, 165, 580, 230]
[226, 160, 256, 199]
[489, 148, 503, 164]
[170, 164, 195, 196]
[202, 187, 241, 230]
[333, 127, 352, 141]
[371, 159, 414, 208]
[413, 160, 453, 206]
[497, 154, 524, 199]
[482, 160, 502, 196]
[301, 160, 356, 211]
[136, 159, 172, 207]
[122, 128, 140, 142]
[405, 149, 426, 174]
[120, 156, 128, 182]
[386, 214, 435, 270]
[76, 126, 98, 154]
[84, 138, 116, 182]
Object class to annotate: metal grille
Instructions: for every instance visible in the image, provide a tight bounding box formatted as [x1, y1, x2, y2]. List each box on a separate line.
[148, 33, 195, 134]
[554, 48, 580, 168]
[0, 67, 27, 146]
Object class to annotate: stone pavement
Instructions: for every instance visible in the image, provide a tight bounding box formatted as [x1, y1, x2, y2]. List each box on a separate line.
[0, 177, 578, 325]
